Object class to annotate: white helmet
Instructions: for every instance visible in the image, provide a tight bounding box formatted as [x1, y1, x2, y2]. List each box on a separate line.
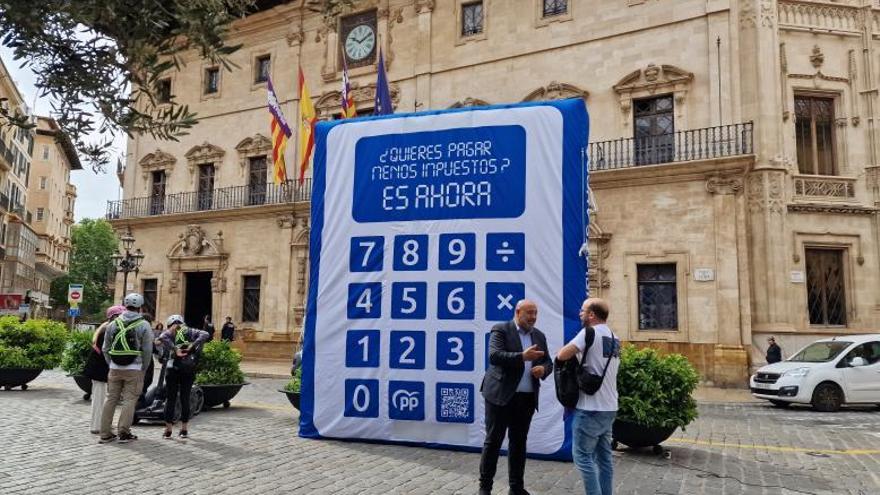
[166, 314, 185, 327]
[123, 292, 144, 309]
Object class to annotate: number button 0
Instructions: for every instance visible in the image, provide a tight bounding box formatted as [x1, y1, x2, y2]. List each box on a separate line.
[437, 282, 475, 320]
[439, 233, 475, 271]
[390, 331, 426, 370]
[344, 379, 379, 418]
[347, 282, 382, 319]
[391, 282, 427, 320]
[436, 331, 474, 371]
[349, 236, 384, 272]
[393, 235, 428, 271]
[345, 329, 380, 368]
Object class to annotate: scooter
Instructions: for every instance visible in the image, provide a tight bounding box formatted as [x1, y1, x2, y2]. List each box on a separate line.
[134, 349, 204, 424]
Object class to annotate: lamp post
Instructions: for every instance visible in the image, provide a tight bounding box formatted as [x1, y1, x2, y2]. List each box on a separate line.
[111, 228, 145, 299]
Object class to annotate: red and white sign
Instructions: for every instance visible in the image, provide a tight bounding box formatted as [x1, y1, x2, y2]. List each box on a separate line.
[68, 284, 84, 304]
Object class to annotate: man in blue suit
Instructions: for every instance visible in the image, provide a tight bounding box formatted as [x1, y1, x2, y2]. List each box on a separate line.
[478, 299, 553, 495]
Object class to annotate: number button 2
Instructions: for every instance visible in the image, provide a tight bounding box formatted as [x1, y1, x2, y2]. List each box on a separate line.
[436, 331, 474, 371]
[349, 236, 384, 272]
[393, 235, 428, 271]
[390, 331, 426, 370]
[439, 233, 475, 271]
[437, 282, 475, 320]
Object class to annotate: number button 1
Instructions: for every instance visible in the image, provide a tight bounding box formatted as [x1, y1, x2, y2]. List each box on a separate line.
[345, 329, 380, 368]
[350, 236, 384, 272]
[439, 233, 475, 271]
[390, 331, 426, 369]
[347, 282, 382, 319]
[393, 235, 428, 271]
[437, 331, 474, 371]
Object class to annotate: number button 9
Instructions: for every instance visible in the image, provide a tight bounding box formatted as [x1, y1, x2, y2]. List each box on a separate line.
[439, 233, 475, 271]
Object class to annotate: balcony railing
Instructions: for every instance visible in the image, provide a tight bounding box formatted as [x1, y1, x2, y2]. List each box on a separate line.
[106, 179, 312, 220]
[588, 122, 753, 171]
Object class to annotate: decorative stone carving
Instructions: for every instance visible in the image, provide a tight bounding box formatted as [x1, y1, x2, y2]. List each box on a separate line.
[787, 203, 876, 215]
[767, 172, 784, 215]
[740, 0, 757, 29]
[793, 176, 855, 200]
[706, 176, 744, 195]
[210, 276, 227, 293]
[286, 27, 304, 46]
[139, 149, 176, 181]
[185, 142, 225, 175]
[848, 49, 860, 126]
[168, 275, 179, 293]
[183, 225, 207, 256]
[315, 81, 400, 118]
[747, 174, 764, 213]
[759, 0, 776, 28]
[277, 214, 296, 229]
[522, 82, 589, 102]
[167, 225, 227, 258]
[778, 2, 859, 33]
[810, 45, 824, 69]
[416, 0, 435, 14]
[448, 97, 490, 109]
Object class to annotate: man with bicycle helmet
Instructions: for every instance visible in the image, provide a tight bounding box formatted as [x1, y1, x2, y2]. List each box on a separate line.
[99, 293, 153, 444]
[157, 314, 209, 439]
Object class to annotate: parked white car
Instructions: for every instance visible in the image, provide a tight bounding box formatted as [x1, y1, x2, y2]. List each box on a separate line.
[750, 334, 880, 411]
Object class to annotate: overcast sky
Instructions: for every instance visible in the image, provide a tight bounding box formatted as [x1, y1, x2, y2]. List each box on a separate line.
[0, 48, 124, 222]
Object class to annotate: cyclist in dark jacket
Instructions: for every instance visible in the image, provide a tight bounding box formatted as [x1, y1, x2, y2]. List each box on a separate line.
[157, 314, 209, 439]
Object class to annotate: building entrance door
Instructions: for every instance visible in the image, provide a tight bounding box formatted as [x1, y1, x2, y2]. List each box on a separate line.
[184, 271, 213, 329]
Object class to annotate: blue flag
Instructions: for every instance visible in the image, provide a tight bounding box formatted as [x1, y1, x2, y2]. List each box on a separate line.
[374, 49, 393, 115]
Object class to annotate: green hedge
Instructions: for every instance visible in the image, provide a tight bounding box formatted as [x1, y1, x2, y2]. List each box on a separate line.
[283, 366, 301, 393]
[617, 345, 700, 430]
[195, 340, 245, 385]
[0, 317, 68, 369]
[61, 329, 95, 376]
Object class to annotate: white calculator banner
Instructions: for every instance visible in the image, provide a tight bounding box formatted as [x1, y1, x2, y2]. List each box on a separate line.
[300, 100, 589, 460]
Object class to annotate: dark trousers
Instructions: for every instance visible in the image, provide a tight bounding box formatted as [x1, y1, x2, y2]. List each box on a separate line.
[479, 392, 536, 490]
[164, 368, 195, 423]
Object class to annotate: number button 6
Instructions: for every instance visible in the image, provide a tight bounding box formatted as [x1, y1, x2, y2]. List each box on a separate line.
[437, 282, 475, 320]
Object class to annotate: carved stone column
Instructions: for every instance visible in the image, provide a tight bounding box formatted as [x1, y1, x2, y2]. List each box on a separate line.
[414, 0, 434, 110]
[707, 176, 745, 345]
[747, 170, 789, 327]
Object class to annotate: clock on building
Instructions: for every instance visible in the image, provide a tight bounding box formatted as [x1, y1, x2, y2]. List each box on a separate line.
[340, 10, 378, 69]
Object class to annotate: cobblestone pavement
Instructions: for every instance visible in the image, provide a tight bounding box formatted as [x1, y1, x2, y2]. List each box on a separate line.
[1, 370, 878, 495]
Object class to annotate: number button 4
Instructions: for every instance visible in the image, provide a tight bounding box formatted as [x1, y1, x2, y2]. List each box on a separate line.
[347, 282, 382, 319]
[350, 236, 384, 272]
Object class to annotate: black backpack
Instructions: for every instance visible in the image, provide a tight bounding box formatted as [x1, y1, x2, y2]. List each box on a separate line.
[553, 327, 614, 407]
[108, 317, 144, 365]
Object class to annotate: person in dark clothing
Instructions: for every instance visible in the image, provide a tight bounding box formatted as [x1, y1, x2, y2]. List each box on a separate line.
[203, 315, 215, 341]
[766, 337, 783, 364]
[221, 316, 235, 342]
[84, 305, 126, 434]
[157, 314, 209, 439]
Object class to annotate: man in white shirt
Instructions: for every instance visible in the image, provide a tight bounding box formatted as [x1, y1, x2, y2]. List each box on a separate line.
[557, 298, 620, 495]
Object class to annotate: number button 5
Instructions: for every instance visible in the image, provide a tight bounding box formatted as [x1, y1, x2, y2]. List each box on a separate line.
[391, 282, 427, 319]
[350, 236, 384, 272]
[439, 233, 475, 271]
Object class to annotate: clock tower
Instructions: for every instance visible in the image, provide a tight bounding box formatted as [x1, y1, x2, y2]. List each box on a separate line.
[340, 10, 378, 69]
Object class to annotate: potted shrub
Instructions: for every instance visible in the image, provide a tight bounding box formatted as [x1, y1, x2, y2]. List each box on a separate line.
[280, 365, 301, 410]
[0, 317, 67, 390]
[60, 329, 95, 399]
[613, 345, 699, 454]
[195, 340, 248, 409]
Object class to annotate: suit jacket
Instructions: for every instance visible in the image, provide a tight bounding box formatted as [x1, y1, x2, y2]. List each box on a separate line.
[481, 320, 553, 410]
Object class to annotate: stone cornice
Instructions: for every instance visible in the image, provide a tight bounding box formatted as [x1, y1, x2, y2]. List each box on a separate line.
[787, 203, 877, 215]
[108, 201, 310, 228]
[590, 155, 754, 190]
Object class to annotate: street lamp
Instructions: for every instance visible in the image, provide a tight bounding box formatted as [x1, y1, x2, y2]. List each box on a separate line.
[111, 228, 145, 299]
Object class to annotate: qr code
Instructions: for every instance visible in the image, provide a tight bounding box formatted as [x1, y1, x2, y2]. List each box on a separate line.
[436, 383, 474, 423]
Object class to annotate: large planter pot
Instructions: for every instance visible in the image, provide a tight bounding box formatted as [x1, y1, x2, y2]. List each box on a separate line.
[612, 419, 677, 453]
[71, 375, 93, 400]
[0, 368, 43, 390]
[199, 383, 248, 410]
[279, 389, 300, 410]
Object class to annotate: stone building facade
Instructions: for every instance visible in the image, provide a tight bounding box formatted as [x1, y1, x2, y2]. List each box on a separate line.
[110, 0, 880, 384]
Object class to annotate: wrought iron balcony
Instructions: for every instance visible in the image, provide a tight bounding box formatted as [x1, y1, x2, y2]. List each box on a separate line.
[588, 122, 753, 171]
[106, 179, 312, 220]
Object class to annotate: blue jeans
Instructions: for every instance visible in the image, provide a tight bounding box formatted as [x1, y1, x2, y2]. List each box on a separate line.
[572, 409, 616, 495]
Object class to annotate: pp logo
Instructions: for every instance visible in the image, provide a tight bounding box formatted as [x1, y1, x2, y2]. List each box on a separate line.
[388, 381, 425, 421]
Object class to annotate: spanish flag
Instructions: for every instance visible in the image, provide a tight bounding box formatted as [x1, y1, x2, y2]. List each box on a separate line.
[298, 67, 317, 184]
[266, 77, 291, 184]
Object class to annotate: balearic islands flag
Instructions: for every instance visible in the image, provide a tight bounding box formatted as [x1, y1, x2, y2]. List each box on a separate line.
[267, 76, 292, 184]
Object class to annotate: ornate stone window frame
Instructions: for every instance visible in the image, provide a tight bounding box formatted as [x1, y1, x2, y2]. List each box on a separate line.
[235, 266, 269, 329]
[448, 97, 490, 109]
[624, 251, 690, 342]
[185, 142, 225, 186]
[235, 134, 272, 179]
[789, 89, 849, 176]
[138, 149, 176, 183]
[314, 81, 400, 120]
[613, 64, 693, 131]
[456, 0, 488, 45]
[250, 49, 274, 91]
[534, 0, 572, 28]
[200, 63, 222, 101]
[792, 234, 860, 330]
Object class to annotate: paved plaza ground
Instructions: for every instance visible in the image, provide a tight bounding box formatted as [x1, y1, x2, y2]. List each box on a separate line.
[1, 370, 878, 495]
